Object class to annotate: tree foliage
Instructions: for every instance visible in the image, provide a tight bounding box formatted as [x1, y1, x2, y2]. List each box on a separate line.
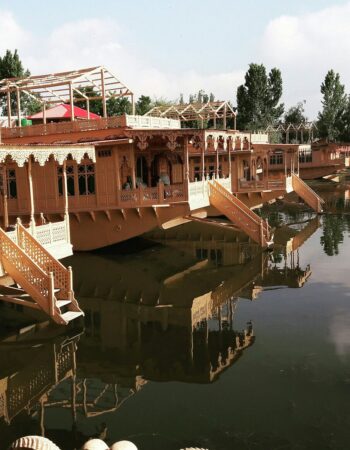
[318, 70, 347, 141]
[284, 101, 307, 125]
[236, 63, 284, 130]
[0, 49, 40, 116]
[135, 95, 152, 115]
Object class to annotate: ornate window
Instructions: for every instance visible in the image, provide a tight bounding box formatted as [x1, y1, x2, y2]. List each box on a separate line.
[269, 154, 283, 165]
[7, 169, 17, 199]
[299, 149, 312, 163]
[57, 165, 75, 196]
[78, 164, 95, 195]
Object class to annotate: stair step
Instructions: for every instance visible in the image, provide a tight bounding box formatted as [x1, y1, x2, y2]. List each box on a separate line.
[60, 311, 84, 323]
[56, 300, 71, 308]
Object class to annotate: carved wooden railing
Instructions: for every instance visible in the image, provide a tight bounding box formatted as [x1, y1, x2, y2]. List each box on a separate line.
[292, 173, 324, 213]
[2, 116, 126, 139]
[209, 181, 271, 247]
[0, 228, 58, 318]
[17, 223, 74, 300]
[118, 182, 187, 207]
[238, 178, 286, 192]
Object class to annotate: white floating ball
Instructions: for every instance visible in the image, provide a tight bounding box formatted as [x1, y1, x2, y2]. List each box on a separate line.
[82, 439, 109, 450]
[110, 441, 138, 450]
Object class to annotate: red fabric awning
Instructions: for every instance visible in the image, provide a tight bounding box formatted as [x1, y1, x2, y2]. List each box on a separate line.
[27, 104, 101, 120]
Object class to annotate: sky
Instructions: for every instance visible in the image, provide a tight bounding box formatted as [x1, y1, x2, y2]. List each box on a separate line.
[0, 0, 349, 119]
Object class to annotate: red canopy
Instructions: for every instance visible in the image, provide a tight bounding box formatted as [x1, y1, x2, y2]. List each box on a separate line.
[28, 104, 101, 120]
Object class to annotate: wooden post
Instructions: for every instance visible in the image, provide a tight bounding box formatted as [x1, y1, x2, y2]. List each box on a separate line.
[223, 103, 227, 129]
[201, 144, 205, 181]
[6, 90, 12, 128]
[234, 114, 237, 131]
[69, 83, 74, 122]
[216, 143, 219, 178]
[101, 68, 107, 118]
[228, 141, 232, 180]
[43, 102, 47, 124]
[86, 99, 90, 120]
[27, 157, 35, 225]
[16, 88, 21, 127]
[1, 165, 9, 229]
[49, 272, 55, 317]
[184, 138, 189, 182]
[131, 145, 136, 189]
[213, 115, 217, 129]
[62, 160, 71, 243]
[131, 94, 135, 115]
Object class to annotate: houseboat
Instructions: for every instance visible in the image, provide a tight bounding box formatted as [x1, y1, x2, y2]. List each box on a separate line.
[0, 66, 323, 252]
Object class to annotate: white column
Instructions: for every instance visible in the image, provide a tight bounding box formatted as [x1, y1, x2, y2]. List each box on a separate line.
[7, 90, 12, 128]
[69, 82, 75, 122]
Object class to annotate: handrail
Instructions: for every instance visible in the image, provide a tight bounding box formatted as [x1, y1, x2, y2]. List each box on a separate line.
[212, 181, 261, 226]
[0, 228, 54, 313]
[17, 223, 72, 299]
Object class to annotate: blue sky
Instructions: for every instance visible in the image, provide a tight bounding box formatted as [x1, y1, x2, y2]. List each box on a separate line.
[0, 0, 349, 118]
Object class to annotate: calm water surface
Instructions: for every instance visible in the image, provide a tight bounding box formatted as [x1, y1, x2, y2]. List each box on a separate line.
[1, 181, 350, 450]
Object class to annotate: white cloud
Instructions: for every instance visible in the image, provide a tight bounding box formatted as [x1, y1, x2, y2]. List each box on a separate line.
[0, 11, 244, 104]
[261, 2, 350, 118]
[0, 10, 31, 54]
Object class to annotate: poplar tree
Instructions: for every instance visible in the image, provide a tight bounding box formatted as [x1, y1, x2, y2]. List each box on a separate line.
[236, 63, 284, 130]
[318, 70, 347, 141]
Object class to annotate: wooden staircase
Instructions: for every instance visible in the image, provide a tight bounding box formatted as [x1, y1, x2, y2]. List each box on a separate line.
[292, 173, 324, 213]
[0, 224, 83, 325]
[208, 180, 273, 247]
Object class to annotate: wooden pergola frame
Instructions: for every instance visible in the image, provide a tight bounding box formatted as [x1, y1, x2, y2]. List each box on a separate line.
[265, 122, 317, 144]
[145, 101, 236, 129]
[0, 66, 134, 127]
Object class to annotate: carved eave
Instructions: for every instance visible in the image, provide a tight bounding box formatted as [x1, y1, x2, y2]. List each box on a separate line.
[0, 144, 96, 167]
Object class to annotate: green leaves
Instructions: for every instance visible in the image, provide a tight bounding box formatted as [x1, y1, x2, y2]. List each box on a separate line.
[236, 63, 284, 131]
[318, 70, 347, 142]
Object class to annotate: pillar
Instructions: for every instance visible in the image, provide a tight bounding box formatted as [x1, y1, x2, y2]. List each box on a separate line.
[43, 102, 47, 124]
[213, 115, 217, 129]
[131, 145, 136, 189]
[62, 160, 70, 242]
[1, 165, 9, 229]
[27, 157, 35, 225]
[184, 138, 189, 183]
[228, 141, 232, 179]
[131, 94, 135, 115]
[223, 103, 227, 129]
[201, 144, 205, 181]
[69, 82, 74, 122]
[101, 68, 107, 118]
[234, 114, 237, 131]
[216, 147, 219, 178]
[16, 88, 21, 127]
[86, 99, 90, 120]
[6, 90, 12, 128]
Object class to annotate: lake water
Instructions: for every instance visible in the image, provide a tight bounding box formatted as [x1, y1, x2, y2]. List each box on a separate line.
[1, 181, 350, 450]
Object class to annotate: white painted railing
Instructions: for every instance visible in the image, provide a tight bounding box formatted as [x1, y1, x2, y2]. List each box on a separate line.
[6, 220, 70, 247]
[188, 176, 231, 210]
[125, 115, 181, 129]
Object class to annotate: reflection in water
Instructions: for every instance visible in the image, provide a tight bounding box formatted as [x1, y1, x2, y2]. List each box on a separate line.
[329, 310, 350, 357]
[0, 218, 318, 449]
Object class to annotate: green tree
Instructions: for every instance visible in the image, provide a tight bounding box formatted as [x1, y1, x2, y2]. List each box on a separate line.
[135, 95, 152, 115]
[0, 49, 39, 116]
[284, 101, 307, 125]
[318, 70, 347, 141]
[236, 63, 284, 130]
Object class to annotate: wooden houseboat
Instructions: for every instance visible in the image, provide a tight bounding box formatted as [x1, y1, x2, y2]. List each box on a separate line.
[0, 67, 323, 253]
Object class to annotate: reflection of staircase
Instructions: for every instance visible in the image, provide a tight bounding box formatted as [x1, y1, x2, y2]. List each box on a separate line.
[292, 173, 324, 213]
[0, 224, 83, 325]
[208, 180, 272, 247]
